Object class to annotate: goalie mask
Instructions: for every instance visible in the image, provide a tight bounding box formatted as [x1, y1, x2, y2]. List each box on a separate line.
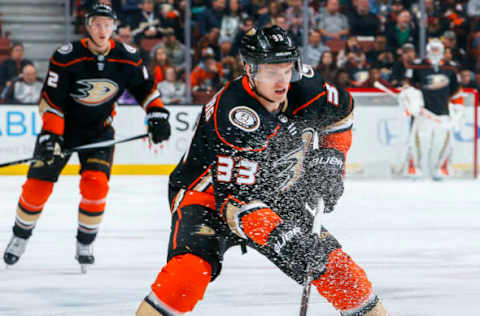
[240, 26, 303, 83]
[426, 39, 444, 66]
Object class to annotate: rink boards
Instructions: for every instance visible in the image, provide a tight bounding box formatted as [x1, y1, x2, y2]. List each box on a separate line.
[0, 98, 477, 178]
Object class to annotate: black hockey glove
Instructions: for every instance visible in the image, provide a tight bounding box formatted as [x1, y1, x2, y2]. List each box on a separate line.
[35, 131, 64, 165]
[146, 107, 171, 144]
[268, 221, 327, 280]
[304, 148, 345, 213]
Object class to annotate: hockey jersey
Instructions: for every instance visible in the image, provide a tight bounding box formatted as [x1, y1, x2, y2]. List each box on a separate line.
[405, 59, 461, 115]
[169, 70, 353, 223]
[39, 38, 163, 145]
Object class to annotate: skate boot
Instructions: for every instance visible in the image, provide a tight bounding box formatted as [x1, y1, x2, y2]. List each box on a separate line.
[75, 241, 94, 273]
[3, 235, 28, 266]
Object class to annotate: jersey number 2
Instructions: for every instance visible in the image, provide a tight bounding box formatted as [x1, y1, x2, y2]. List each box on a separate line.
[47, 71, 59, 88]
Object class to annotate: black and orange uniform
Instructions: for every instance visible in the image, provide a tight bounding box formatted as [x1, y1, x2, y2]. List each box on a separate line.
[140, 70, 381, 316]
[406, 59, 463, 114]
[13, 38, 165, 246]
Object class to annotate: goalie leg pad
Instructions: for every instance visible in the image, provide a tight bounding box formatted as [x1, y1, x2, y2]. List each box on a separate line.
[77, 170, 109, 244]
[14, 178, 54, 238]
[150, 254, 212, 313]
[313, 248, 373, 311]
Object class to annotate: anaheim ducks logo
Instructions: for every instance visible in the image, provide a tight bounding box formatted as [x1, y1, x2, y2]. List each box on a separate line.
[194, 224, 216, 236]
[273, 128, 315, 193]
[425, 74, 449, 90]
[71, 79, 119, 106]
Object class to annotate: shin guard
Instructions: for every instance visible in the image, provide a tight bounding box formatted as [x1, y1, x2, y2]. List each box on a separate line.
[15, 178, 54, 238]
[77, 170, 109, 244]
[312, 248, 373, 313]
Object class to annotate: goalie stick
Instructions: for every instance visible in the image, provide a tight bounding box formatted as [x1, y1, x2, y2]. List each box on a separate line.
[299, 198, 325, 316]
[0, 133, 148, 168]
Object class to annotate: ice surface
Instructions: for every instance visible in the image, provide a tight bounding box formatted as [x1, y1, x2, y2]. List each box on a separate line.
[1, 175, 479, 316]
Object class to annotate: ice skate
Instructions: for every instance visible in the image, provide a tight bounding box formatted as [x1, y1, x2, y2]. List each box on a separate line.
[75, 241, 94, 273]
[3, 235, 28, 266]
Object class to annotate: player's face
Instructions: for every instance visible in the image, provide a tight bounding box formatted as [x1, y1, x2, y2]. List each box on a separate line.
[254, 62, 293, 103]
[88, 17, 115, 49]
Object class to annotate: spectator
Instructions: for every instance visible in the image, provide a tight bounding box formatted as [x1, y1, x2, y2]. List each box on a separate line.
[130, 0, 163, 43]
[386, 9, 418, 55]
[0, 42, 33, 93]
[271, 14, 301, 47]
[194, 27, 221, 65]
[219, 0, 241, 44]
[150, 46, 172, 88]
[467, 0, 480, 18]
[157, 67, 186, 104]
[196, 0, 226, 37]
[301, 29, 330, 68]
[441, 30, 469, 67]
[231, 17, 255, 55]
[115, 24, 150, 65]
[191, 48, 224, 102]
[266, 1, 285, 26]
[460, 67, 480, 92]
[156, 3, 183, 40]
[317, 51, 338, 82]
[343, 46, 370, 87]
[2, 64, 42, 104]
[346, 0, 380, 36]
[390, 42, 416, 87]
[366, 34, 395, 69]
[384, 0, 405, 30]
[336, 35, 360, 68]
[359, 64, 393, 88]
[315, 0, 349, 42]
[151, 27, 188, 73]
[334, 69, 352, 89]
[285, 0, 314, 44]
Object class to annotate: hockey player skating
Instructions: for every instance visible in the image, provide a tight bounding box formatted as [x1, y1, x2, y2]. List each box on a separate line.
[2, 4, 171, 272]
[136, 26, 387, 316]
[399, 39, 464, 180]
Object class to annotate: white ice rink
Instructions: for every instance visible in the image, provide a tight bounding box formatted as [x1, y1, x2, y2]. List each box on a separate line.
[1, 175, 479, 316]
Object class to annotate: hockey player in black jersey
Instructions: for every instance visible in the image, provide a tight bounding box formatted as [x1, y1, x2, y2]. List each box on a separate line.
[400, 38, 464, 179]
[137, 26, 387, 316]
[2, 4, 170, 272]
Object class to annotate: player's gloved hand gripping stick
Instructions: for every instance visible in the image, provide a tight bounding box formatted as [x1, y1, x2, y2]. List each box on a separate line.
[0, 133, 148, 168]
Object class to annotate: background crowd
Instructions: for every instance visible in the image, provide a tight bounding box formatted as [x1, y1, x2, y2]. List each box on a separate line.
[1, 0, 480, 105]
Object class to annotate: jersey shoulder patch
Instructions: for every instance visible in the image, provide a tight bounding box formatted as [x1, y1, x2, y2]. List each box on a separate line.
[113, 40, 141, 62]
[57, 43, 73, 55]
[51, 41, 84, 65]
[213, 80, 279, 151]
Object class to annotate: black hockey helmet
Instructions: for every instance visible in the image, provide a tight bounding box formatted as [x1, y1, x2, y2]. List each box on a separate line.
[85, 4, 118, 26]
[240, 26, 303, 81]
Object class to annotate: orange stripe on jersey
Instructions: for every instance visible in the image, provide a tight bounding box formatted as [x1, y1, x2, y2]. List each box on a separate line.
[312, 248, 372, 311]
[321, 129, 352, 157]
[292, 91, 326, 115]
[107, 58, 143, 67]
[187, 167, 211, 191]
[50, 56, 94, 67]
[172, 208, 182, 249]
[145, 97, 164, 111]
[42, 91, 63, 113]
[42, 111, 65, 135]
[241, 208, 283, 246]
[177, 191, 216, 211]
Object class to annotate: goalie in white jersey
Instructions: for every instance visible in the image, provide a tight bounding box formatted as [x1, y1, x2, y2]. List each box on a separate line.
[400, 39, 464, 180]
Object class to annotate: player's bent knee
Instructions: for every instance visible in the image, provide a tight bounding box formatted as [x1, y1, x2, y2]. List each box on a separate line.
[313, 248, 373, 312]
[79, 171, 109, 212]
[20, 178, 54, 211]
[150, 254, 212, 313]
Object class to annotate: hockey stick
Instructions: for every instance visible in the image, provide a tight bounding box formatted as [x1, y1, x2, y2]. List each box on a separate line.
[0, 133, 148, 168]
[299, 198, 325, 316]
[373, 81, 443, 124]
